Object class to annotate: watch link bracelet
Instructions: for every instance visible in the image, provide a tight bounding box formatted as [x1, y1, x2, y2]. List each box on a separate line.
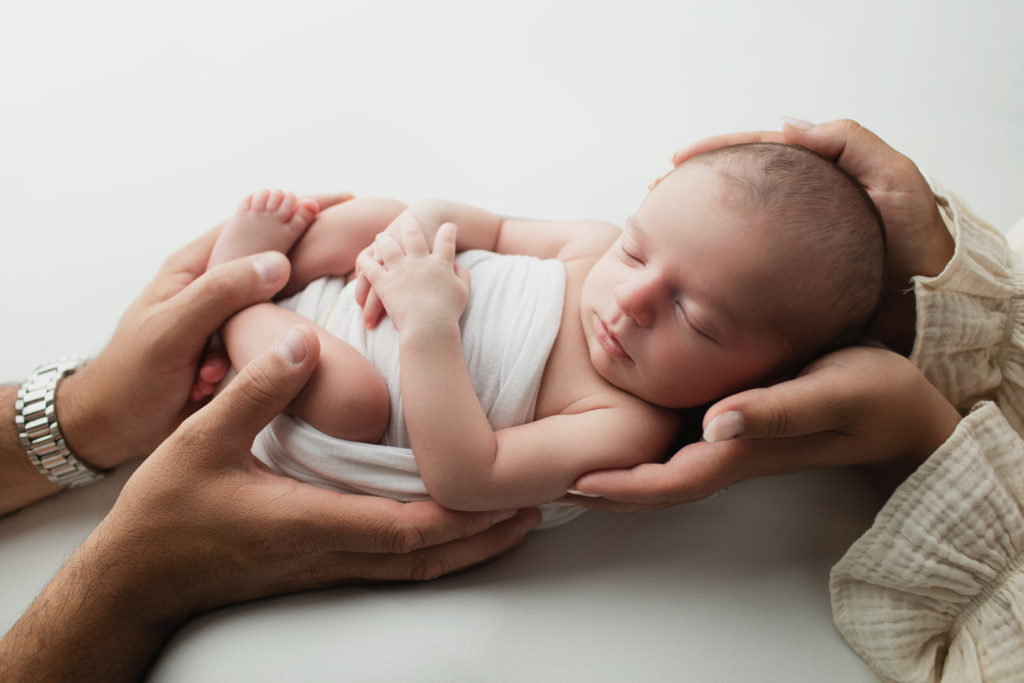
[15, 358, 106, 488]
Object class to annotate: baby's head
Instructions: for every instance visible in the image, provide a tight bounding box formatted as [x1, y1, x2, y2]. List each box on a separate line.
[579, 142, 885, 408]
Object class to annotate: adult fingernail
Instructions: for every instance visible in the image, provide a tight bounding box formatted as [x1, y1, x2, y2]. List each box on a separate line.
[492, 509, 517, 524]
[703, 411, 744, 443]
[277, 328, 308, 364]
[781, 115, 815, 130]
[254, 252, 286, 284]
[566, 488, 602, 498]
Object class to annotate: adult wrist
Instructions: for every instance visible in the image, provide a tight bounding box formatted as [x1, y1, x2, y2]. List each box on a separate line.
[15, 359, 107, 487]
[54, 360, 134, 470]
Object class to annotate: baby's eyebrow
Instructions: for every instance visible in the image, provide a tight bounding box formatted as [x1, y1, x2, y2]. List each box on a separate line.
[625, 218, 649, 245]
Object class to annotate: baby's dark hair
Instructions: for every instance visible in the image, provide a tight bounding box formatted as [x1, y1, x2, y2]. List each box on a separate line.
[688, 142, 886, 367]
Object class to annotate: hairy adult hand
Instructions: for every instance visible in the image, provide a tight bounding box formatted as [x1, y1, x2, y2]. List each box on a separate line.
[57, 194, 353, 471]
[671, 118, 955, 353]
[0, 325, 539, 681]
[566, 346, 961, 510]
[57, 228, 291, 470]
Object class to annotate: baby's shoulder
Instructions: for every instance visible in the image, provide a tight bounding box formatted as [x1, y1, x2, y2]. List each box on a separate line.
[556, 220, 621, 263]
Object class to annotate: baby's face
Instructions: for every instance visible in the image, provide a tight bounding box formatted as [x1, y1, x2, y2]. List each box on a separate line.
[579, 162, 814, 408]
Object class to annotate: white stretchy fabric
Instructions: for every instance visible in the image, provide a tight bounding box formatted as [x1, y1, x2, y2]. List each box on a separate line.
[252, 249, 585, 529]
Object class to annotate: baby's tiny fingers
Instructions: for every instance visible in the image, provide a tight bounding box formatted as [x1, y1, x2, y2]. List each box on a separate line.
[432, 222, 458, 263]
[374, 231, 405, 265]
[363, 289, 386, 329]
[356, 251, 386, 284]
[400, 215, 430, 257]
[354, 273, 371, 307]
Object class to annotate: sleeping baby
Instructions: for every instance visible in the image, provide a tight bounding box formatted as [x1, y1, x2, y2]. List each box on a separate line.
[199, 143, 885, 526]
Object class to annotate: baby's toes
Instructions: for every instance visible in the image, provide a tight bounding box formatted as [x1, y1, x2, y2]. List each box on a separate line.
[290, 198, 319, 233]
[265, 188, 285, 212]
[277, 191, 297, 219]
[250, 188, 272, 212]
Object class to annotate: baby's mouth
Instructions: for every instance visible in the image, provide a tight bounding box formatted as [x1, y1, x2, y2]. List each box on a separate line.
[595, 318, 632, 362]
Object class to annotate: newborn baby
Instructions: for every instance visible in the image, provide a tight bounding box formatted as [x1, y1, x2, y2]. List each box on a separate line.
[203, 143, 885, 523]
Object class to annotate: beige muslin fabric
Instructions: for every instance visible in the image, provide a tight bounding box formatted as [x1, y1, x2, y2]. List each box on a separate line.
[831, 183, 1024, 682]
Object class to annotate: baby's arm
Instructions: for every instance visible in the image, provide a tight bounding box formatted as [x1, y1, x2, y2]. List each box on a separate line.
[399, 198, 621, 260]
[356, 199, 621, 326]
[279, 197, 407, 296]
[359, 219, 675, 510]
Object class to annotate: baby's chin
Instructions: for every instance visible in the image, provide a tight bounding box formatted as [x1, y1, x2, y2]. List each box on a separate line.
[599, 368, 710, 409]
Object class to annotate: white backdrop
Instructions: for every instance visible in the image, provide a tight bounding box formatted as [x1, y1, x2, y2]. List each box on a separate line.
[2, 0, 1022, 381]
[2, 1, 1022, 680]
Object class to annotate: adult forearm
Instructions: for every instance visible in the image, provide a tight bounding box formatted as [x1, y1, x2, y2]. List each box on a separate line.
[0, 525, 180, 681]
[0, 385, 62, 515]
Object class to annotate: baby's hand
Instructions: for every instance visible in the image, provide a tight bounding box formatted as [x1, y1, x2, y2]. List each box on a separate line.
[356, 216, 470, 332]
[353, 218, 409, 328]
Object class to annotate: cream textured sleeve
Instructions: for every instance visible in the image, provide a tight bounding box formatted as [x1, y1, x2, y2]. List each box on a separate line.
[830, 402, 1024, 682]
[910, 182, 1024, 435]
[831, 192, 1024, 681]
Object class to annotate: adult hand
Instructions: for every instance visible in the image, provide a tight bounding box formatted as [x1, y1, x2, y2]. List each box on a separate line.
[60, 194, 355, 472]
[567, 346, 961, 510]
[672, 118, 955, 354]
[0, 325, 539, 681]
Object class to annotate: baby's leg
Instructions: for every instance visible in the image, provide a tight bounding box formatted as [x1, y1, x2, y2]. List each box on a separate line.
[223, 303, 390, 443]
[207, 189, 320, 268]
[192, 189, 321, 401]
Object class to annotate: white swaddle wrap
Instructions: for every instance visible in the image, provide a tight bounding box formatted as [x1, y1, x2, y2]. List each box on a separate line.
[252, 250, 585, 528]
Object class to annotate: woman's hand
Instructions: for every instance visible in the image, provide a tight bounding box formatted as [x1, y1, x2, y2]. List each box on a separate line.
[672, 118, 955, 354]
[567, 346, 961, 510]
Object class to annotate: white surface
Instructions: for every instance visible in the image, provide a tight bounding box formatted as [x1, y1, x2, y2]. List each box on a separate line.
[2, 0, 1022, 680]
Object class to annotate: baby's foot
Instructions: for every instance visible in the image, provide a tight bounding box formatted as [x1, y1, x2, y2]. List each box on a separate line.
[206, 189, 319, 269]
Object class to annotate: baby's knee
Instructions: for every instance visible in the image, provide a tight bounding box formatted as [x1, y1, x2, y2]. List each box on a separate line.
[348, 368, 390, 442]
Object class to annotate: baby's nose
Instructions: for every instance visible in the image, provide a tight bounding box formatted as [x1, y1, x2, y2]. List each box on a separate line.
[615, 274, 662, 327]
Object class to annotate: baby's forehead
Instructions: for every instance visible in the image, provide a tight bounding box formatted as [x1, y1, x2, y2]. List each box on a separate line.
[646, 158, 767, 224]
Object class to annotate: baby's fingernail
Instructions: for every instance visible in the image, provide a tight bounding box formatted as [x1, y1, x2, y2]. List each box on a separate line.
[277, 327, 308, 364]
[703, 411, 744, 443]
[492, 509, 517, 524]
[254, 252, 286, 284]
[781, 115, 815, 130]
[566, 488, 602, 498]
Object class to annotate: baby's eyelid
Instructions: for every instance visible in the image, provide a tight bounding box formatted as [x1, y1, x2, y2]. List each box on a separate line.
[619, 241, 643, 263]
[676, 300, 717, 343]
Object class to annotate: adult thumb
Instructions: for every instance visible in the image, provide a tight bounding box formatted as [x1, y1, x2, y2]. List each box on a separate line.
[196, 325, 320, 451]
[158, 252, 292, 359]
[702, 364, 849, 442]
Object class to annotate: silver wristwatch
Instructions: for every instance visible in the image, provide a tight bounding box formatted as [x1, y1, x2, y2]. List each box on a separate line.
[15, 358, 106, 488]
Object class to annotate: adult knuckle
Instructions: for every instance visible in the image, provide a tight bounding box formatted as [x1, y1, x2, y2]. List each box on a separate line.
[762, 395, 790, 438]
[384, 518, 428, 554]
[236, 363, 281, 410]
[836, 118, 863, 134]
[407, 556, 448, 582]
[199, 267, 244, 304]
